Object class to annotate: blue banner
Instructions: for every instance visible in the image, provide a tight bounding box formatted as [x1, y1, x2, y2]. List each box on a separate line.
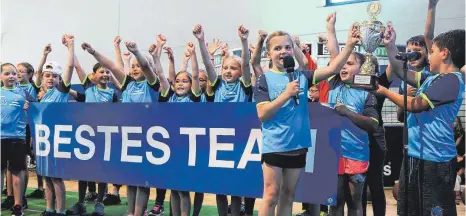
[28, 103, 345, 206]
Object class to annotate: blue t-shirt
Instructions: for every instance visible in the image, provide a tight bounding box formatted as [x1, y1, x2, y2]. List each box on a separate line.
[18, 83, 39, 101]
[399, 67, 431, 94]
[254, 69, 313, 154]
[328, 76, 379, 162]
[408, 72, 465, 162]
[206, 76, 252, 102]
[82, 76, 118, 103]
[159, 88, 202, 103]
[121, 75, 160, 103]
[1, 86, 27, 139]
[40, 80, 71, 103]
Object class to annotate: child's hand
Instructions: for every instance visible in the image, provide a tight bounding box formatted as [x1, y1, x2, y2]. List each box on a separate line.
[347, 24, 360, 46]
[123, 51, 132, 61]
[148, 44, 157, 56]
[163, 47, 174, 61]
[284, 80, 300, 98]
[184, 50, 192, 59]
[125, 41, 139, 53]
[249, 44, 256, 53]
[23, 101, 29, 110]
[258, 30, 268, 41]
[187, 42, 195, 54]
[207, 39, 222, 56]
[326, 12, 337, 30]
[114, 36, 121, 46]
[193, 24, 205, 40]
[406, 87, 417, 97]
[157, 34, 167, 48]
[62, 34, 75, 48]
[43, 44, 52, 55]
[300, 43, 310, 54]
[293, 36, 301, 46]
[335, 103, 350, 116]
[220, 43, 229, 57]
[238, 25, 249, 41]
[383, 23, 396, 46]
[318, 34, 328, 44]
[81, 42, 95, 54]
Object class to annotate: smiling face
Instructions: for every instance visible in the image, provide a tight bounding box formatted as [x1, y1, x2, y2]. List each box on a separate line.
[42, 72, 60, 89]
[221, 57, 242, 83]
[131, 58, 144, 81]
[1, 64, 18, 88]
[174, 72, 192, 96]
[267, 34, 294, 71]
[93, 67, 111, 86]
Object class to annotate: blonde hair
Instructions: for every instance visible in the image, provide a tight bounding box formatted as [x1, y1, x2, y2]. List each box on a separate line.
[265, 31, 293, 51]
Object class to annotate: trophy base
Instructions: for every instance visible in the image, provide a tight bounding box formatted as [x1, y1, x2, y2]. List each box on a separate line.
[350, 74, 378, 91]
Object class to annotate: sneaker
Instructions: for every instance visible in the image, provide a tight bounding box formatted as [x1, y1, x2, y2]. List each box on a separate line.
[1, 196, 14, 210]
[22, 197, 28, 209]
[11, 204, 24, 216]
[85, 192, 98, 202]
[40, 210, 56, 216]
[296, 210, 311, 216]
[148, 203, 164, 216]
[102, 194, 121, 206]
[26, 189, 45, 199]
[91, 202, 105, 216]
[65, 202, 87, 215]
[2, 188, 7, 195]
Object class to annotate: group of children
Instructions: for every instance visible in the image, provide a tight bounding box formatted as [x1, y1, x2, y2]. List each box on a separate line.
[1, 1, 465, 215]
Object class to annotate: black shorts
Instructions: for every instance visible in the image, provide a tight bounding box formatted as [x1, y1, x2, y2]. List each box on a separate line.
[261, 152, 307, 168]
[397, 156, 457, 216]
[1, 139, 28, 172]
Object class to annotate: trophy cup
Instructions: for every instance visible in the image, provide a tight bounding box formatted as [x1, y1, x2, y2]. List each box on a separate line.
[351, 2, 385, 90]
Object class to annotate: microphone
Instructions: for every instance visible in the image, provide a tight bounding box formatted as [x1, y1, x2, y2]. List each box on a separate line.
[283, 55, 299, 105]
[395, 51, 422, 62]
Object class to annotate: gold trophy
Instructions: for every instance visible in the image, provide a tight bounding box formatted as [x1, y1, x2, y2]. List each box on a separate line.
[351, 2, 385, 90]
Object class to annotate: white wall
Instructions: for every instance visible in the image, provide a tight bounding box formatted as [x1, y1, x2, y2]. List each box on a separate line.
[1, 0, 465, 84]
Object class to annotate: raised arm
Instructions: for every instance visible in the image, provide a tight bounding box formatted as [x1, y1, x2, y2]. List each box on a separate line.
[425, 0, 439, 54]
[207, 39, 222, 65]
[384, 24, 418, 85]
[35, 44, 52, 86]
[125, 41, 157, 84]
[122, 51, 132, 75]
[313, 24, 360, 83]
[109, 71, 122, 91]
[181, 49, 191, 72]
[377, 85, 430, 113]
[251, 30, 268, 77]
[61, 34, 75, 86]
[81, 42, 126, 84]
[292, 36, 308, 70]
[149, 43, 169, 94]
[238, 25, 251, 85]
[187, 42, 201, 94]
[193, 24, 217, 83]
[326, 12, 340, 61]
[73, 54, 87, 83]
[163, 47, 176, 84]
[114, 36, 124, 71]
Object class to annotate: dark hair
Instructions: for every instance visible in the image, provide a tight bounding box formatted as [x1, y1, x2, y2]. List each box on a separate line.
[406, 35, 427, 49]
[93, 63, 104, 73]
[18, 62, 35, 83]
[268, 59, 273, 68]
[433, 29, 465, 69]
[352, 52, 366, 66]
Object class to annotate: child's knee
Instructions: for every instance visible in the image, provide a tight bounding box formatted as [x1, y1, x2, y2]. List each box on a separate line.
[263, 186, 279, 206]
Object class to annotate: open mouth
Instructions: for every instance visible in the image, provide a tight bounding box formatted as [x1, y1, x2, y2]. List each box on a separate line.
[341, 71, 349, 76]
[224, 74, 232, 79]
